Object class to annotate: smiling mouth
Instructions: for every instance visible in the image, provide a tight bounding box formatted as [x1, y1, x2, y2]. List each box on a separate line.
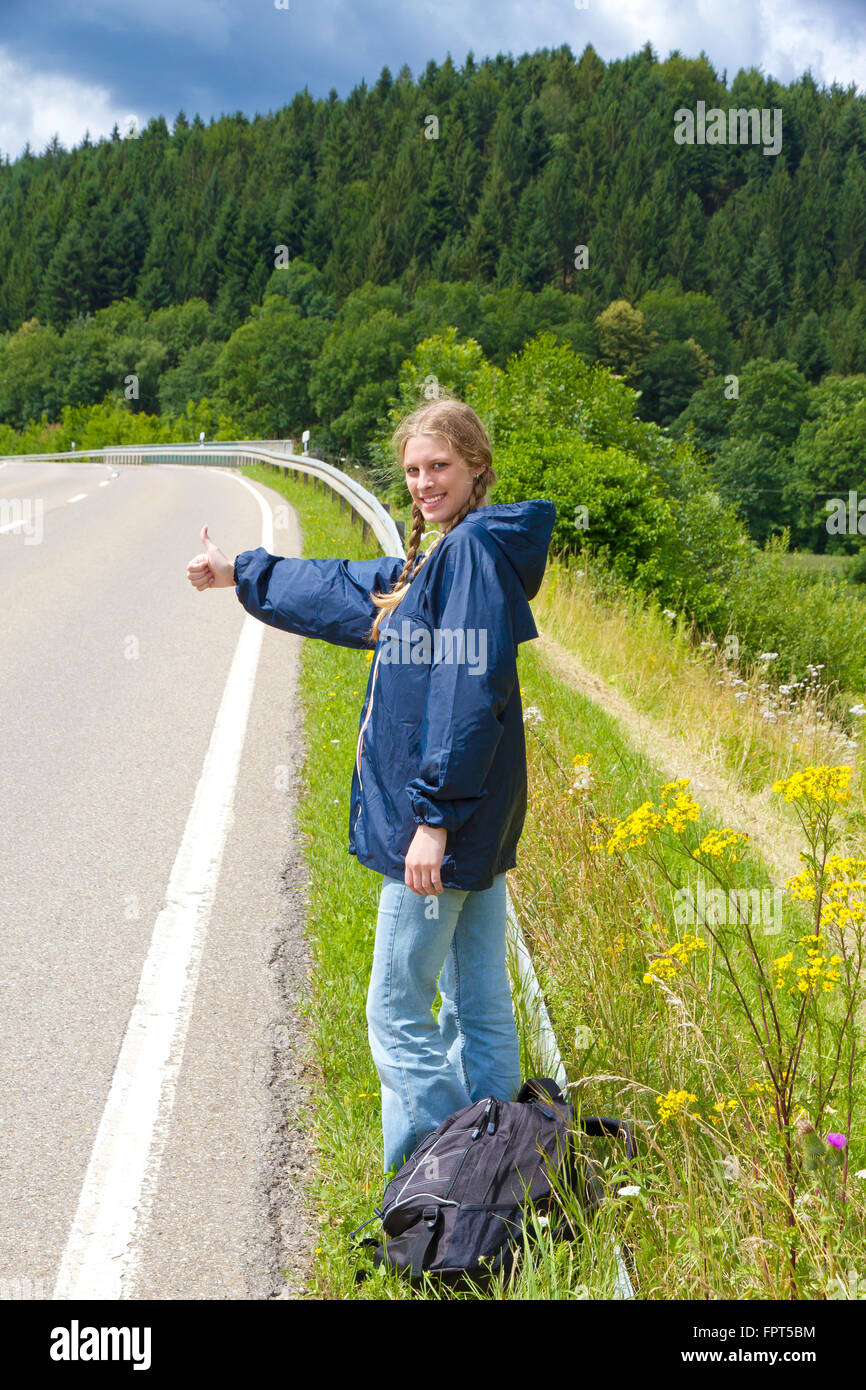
[421, 494, 447, 506]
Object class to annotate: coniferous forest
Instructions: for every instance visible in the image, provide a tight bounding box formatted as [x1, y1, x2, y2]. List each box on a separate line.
[1, 41, 865, 561]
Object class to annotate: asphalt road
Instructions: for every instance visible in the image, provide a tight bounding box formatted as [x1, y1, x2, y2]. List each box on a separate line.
[0, 459, 318, 1300]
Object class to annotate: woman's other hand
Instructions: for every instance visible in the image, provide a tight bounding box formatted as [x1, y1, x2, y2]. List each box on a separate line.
[405, 824, 448, 896]
[187, 524, 235, 590]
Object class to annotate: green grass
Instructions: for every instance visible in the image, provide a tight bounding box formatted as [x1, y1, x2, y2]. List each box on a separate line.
[781, 549, 866, 597]
[510, 643, 866, 1299]
[533, 551, 865, 809]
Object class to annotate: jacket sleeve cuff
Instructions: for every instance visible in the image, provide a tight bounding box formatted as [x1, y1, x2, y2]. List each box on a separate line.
[407, 787, 485, 833]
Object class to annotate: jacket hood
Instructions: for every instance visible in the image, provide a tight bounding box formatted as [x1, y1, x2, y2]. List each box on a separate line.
[459, 500, 557, 601]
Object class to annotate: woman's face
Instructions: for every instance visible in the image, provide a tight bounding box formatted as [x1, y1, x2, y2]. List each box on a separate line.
[402, 433, 481, 532]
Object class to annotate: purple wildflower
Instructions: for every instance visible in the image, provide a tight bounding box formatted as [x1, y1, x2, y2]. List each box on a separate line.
[826, 1133, 847, 1149]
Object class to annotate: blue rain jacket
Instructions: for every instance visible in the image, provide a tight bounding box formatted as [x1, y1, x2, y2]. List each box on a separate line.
[233, 499, 557, 890]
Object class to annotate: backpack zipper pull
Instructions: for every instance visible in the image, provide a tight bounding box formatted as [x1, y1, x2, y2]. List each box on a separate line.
[471, 1098, 494, 1140]
[487, 1099, 499, 1135]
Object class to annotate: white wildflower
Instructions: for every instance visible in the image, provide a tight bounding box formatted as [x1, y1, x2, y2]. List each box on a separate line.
[617, 1185, 641, 1198]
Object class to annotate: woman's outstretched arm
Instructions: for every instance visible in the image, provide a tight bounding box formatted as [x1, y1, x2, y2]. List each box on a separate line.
[187, 524, 405, 651]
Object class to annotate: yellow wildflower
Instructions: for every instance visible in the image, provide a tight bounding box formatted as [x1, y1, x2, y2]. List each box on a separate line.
[708, 1096, 740, 1124]
[604, 801, 665, 853]
[643, 934, 706, 986]
[692, 828, 749, 862]
[772, 765, 852, 804]
[656, 1088, 700, 1124]
[661, 778, 693, 793]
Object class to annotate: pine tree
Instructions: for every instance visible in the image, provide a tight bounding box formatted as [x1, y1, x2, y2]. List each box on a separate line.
[788, 310, 832, 383]
[835, 151, 866, 282]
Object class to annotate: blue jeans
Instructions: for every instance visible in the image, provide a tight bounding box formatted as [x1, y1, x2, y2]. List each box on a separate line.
[366, 872, 522, 1176]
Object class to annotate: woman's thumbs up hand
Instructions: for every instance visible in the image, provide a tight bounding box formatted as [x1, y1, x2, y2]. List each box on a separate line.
[187, 524, 235, 590]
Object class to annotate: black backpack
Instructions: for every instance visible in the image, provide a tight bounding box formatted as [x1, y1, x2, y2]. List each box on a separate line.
[352, 1078, 635, 1287]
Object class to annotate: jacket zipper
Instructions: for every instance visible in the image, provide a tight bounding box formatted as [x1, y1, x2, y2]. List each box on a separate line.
[354, 645, 383, 830]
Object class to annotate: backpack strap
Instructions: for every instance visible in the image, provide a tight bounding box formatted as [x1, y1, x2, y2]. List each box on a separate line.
[410, 1206, 442, 1279]
[516, 1077, 565, 1106]
[517, 1083, 637, 1162]
[348, 1209, 383, 1241]
[581, 1117, 636, 1163]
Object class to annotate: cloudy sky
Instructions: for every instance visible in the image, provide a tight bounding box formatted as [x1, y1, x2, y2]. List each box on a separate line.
[1, 0, 863, 161]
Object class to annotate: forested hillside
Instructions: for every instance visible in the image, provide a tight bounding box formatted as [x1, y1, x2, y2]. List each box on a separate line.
[1, 40, 865, 553]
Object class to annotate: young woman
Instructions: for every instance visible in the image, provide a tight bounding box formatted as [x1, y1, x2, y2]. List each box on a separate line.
[186, 399, 556, 1176]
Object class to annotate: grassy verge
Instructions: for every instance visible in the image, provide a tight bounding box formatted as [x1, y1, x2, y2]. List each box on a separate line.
[511, 640, 866, 1299]
[243, 462, 866, 1300]
[534, 551, 866, 818]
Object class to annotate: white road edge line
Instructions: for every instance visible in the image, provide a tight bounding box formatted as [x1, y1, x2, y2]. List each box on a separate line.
[67, 493, 87, 503]
[53, 469, 273, 1300]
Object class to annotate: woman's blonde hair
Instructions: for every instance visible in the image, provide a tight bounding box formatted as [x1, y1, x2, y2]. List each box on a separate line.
[368, 397, 497, 643]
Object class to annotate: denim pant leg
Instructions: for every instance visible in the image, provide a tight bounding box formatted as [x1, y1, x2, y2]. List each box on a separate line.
[437, 873, 522, 1106]
[366, 875, 473, 1176]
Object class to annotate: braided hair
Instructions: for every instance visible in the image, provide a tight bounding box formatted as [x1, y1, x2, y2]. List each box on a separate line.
[367, 398, 497, 645]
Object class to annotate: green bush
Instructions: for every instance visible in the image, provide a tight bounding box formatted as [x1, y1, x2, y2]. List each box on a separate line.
[849, 548, 866, 585]
[718, 531, 866, 692]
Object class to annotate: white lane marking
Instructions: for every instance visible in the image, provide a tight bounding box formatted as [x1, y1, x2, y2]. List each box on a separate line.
[0, 518, 28, 534]
[53, 471, 274, 1300]
[67, 493, 87, 503]
[98, 480, 110, 487]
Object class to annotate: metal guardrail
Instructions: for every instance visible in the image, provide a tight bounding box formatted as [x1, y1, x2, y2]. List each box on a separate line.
[0, 441, 405, 556]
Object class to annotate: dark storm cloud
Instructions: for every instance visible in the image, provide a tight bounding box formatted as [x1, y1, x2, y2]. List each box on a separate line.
[0, 0, 862, 160]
